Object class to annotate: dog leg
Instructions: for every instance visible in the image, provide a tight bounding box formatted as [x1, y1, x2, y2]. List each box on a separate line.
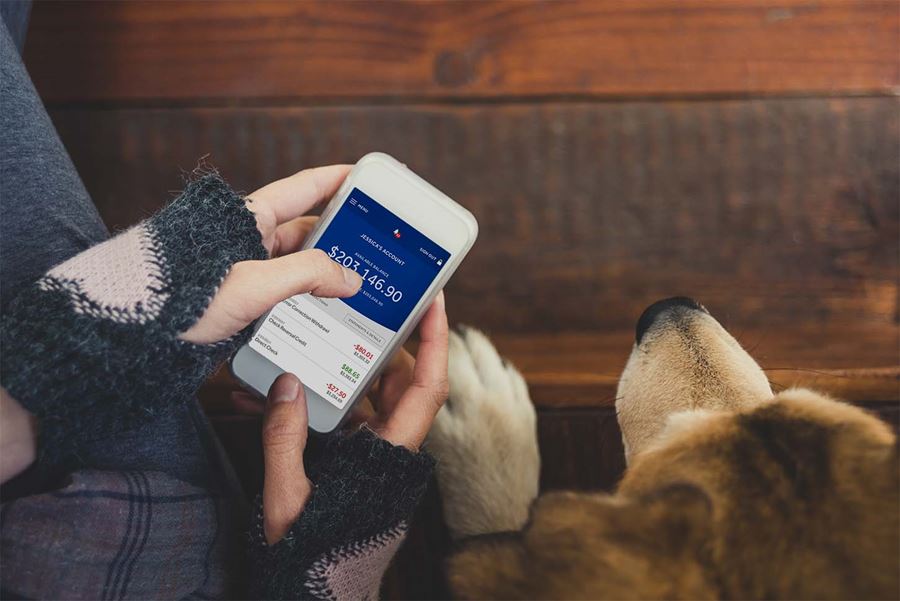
[426, 326, 540, 540]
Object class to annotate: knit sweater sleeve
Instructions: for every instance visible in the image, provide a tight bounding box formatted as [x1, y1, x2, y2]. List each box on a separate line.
[0, 173, 268, 467]
[248, 427, 435, 601]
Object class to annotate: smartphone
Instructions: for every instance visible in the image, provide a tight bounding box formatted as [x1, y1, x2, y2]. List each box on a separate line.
[230, 152, 478, 432]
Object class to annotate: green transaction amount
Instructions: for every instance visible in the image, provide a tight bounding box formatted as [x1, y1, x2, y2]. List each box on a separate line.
[341, 363, 361, 381]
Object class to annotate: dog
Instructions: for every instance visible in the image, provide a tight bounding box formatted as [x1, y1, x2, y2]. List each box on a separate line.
[426, 297, 899, 599]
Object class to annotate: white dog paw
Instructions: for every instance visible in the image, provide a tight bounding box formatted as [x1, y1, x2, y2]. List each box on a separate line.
[427, 326, 540, 540]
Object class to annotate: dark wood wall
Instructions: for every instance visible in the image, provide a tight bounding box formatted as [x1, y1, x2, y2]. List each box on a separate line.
[24, 2, 899, 598]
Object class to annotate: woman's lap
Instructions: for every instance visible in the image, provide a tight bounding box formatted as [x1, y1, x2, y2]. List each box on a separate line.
[0, 14, 109, 309]
[0, 12, 238, 497]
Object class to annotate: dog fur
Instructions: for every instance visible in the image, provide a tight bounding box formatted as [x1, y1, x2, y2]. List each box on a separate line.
[428, 327, 540, 540]
[427, 299, 899, 600]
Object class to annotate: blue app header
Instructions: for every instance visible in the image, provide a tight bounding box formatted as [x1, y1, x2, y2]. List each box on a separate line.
[314, 188, 450, 331]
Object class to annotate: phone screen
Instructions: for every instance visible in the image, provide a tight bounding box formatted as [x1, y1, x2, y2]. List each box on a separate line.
[249, 187, 450, 409]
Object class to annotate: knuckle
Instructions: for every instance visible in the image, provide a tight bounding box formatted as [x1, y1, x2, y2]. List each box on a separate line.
[419, 377, 449, 409]
[434, 375, 450, 399]
[323, 259, 346, 282]
[263, 419, 302, 453]
[305, 248, 329, 264]
[327, 258, 345, 278]
[309, 249, 342, 276]
[434, 381, 450, 405]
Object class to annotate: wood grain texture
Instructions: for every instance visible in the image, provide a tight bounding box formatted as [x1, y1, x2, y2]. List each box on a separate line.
[491, 324, 900, 407]
[25, 0, 899, 103]
[202, 321, 897, 417]
[50, 98, 899, 335]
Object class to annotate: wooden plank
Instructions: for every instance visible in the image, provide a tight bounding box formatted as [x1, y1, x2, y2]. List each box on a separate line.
[25, 0, 899, 103]
[207, 405, 628, 497]
[204, 319, 898, 415]
[537, 408, 627, 491]
[49, 98, 899, 341]
[492, 325, 900, 407]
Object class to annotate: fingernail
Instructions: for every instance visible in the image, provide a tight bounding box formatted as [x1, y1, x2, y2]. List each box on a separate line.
[273, 377, 301, 404]
[344, 268, 363, 290]
[436, 290, 445, 307]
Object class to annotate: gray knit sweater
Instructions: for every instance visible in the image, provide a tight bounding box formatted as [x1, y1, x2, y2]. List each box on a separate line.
[0, 174, 434, 600]
[1, 174, 268, 467]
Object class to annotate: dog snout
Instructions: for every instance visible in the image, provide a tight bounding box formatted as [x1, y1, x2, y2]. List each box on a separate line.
[635, 297, 708, 344]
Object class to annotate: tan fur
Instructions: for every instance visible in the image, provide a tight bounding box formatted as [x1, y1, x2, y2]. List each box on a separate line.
[616, 305, 773, 460]
[439, 305, 899, 600]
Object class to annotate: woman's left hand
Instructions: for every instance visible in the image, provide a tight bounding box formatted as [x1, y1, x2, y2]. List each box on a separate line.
[182, 165, 361, 344]
[259, 293, 449, 543]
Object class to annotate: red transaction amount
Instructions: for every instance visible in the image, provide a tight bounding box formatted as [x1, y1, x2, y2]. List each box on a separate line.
[353, 344, 374, 362]
[327, 383, 347, 399]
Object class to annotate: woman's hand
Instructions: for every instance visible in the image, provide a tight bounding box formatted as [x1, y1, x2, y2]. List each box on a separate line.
[0, 388, 37, 484]
[182, 166, 363, 344]
[260, 373, 314, 544]
[260, 294, 449, 544]
[352, 292, 450, 450]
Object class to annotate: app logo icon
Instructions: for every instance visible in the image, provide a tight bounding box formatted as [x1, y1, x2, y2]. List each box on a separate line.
[393, 229, 401, 239]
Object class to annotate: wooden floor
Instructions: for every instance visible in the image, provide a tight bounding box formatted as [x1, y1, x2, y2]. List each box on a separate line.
[24, 2, 899, 598]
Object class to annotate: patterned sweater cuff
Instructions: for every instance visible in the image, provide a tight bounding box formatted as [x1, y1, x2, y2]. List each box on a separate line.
[0, 173, 267, 466]
[248, 427, 435, 600]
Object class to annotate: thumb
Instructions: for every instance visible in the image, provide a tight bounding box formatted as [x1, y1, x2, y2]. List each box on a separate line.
[262, 373, 313, 544]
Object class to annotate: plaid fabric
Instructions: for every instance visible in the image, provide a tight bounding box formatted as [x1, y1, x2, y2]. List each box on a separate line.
[1, 469, 243, 600]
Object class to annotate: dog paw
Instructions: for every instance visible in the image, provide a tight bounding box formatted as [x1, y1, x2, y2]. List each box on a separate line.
[427, 326, 540, 540]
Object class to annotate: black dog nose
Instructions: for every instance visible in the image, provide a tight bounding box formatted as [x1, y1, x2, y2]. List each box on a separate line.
[635, 297, 707, 344]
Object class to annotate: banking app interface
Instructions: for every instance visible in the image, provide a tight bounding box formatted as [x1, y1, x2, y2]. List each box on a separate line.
[250, 188, 450, 409]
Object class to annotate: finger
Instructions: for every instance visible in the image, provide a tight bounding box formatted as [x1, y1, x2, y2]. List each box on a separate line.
[369, 348, 415, 414]
[271, 216, 319, 257]
[408, 291, 449, 399]
[380, 292, 449, 449]
[262, 373, 312, 544]
[346, 397, 376, 430]
[248, 165, 352, 225]
[226, 249, 363, 322]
